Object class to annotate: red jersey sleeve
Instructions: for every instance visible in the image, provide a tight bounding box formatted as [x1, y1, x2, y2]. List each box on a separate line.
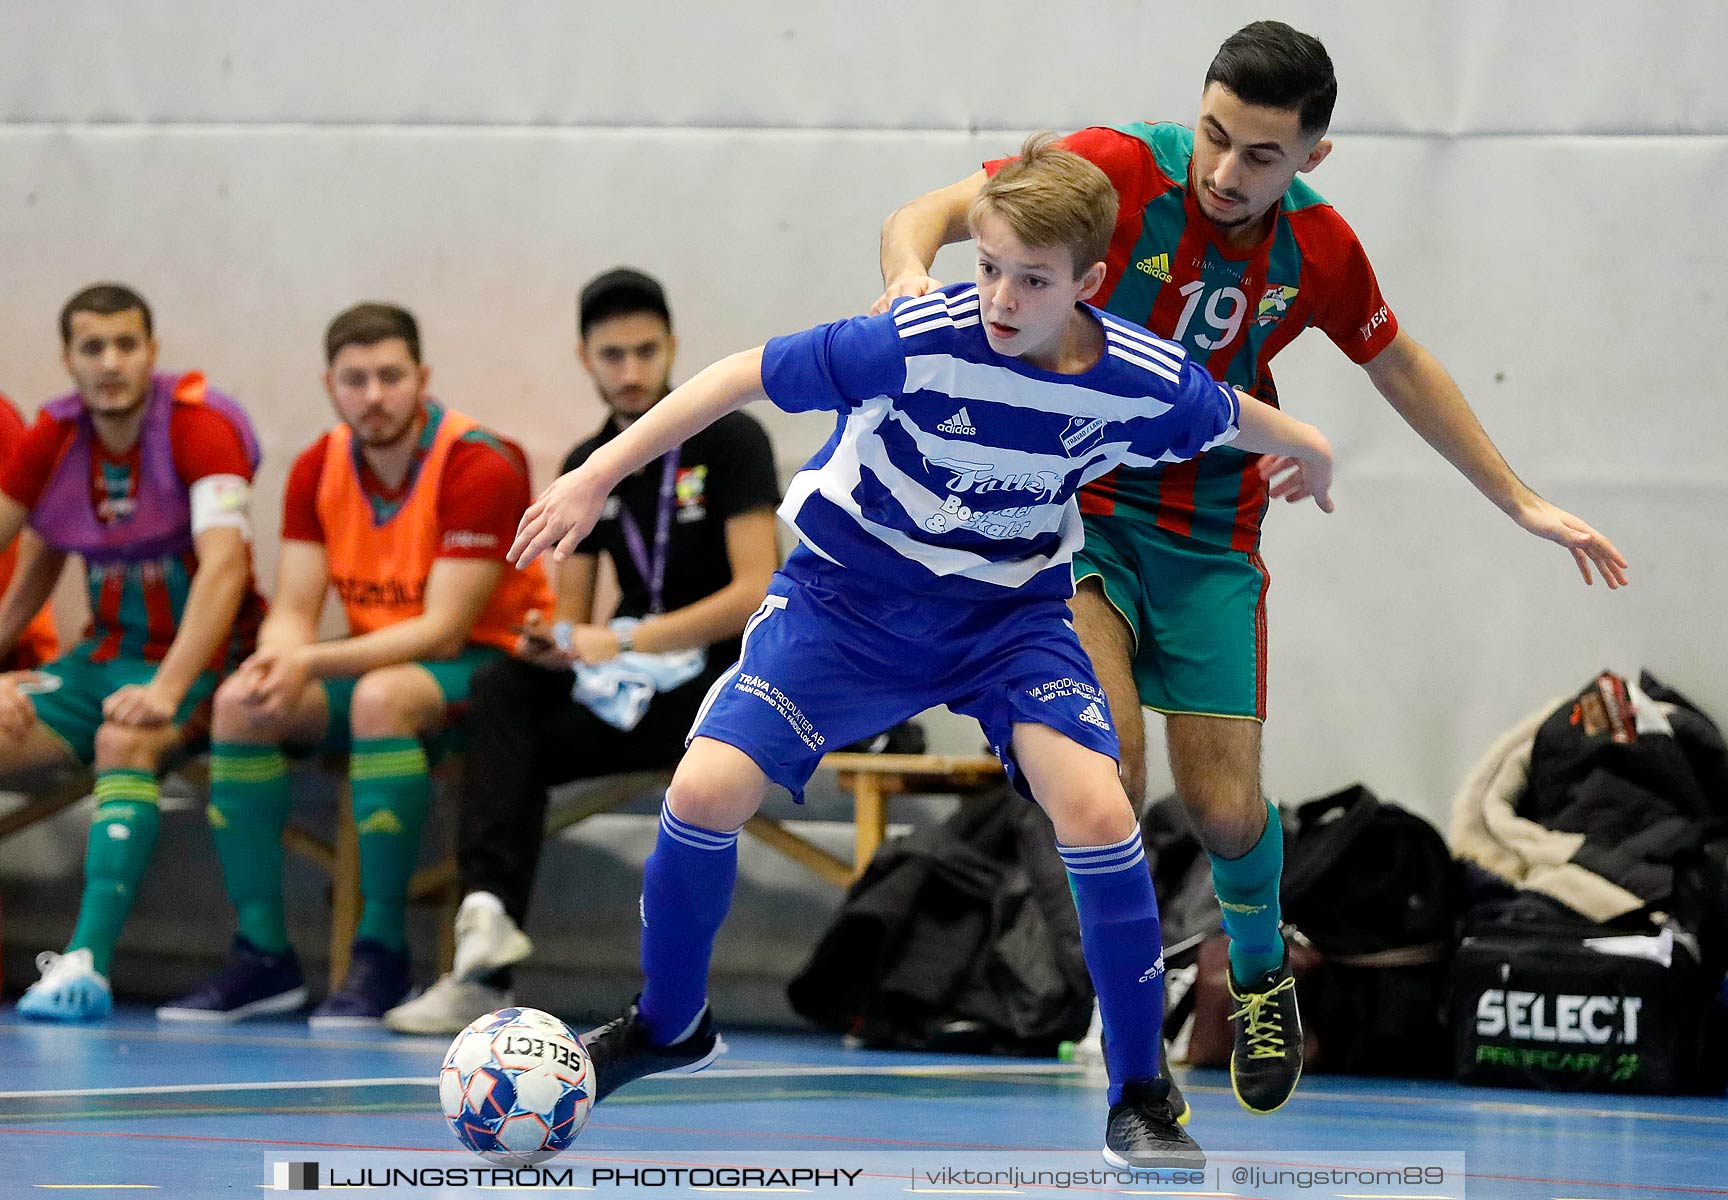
[0, 394, 26, 461]
[1298, 210, 1399, 364]
[0, 410, 74, 510]
[169, 405, 256, 484]
[435, 435, 532, 561]
[280, 438, 330, 544]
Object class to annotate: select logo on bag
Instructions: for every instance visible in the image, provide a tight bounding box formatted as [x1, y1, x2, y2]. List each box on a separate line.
[1473, 988, 1643, 1046]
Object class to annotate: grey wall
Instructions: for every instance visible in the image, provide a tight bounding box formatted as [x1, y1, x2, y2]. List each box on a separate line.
[2, 1, 1724, 826]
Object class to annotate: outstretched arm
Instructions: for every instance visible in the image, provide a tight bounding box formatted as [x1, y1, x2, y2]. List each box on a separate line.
[510, 347, 767, 568]
[871, 170, 988, 315]
[1229, 393, 1335, 514]
[1360, 329, 1628, 587]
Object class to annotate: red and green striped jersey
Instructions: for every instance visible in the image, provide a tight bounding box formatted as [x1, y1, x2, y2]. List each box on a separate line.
[0, 402, 264, 665]
[987, 122, 1398, 550]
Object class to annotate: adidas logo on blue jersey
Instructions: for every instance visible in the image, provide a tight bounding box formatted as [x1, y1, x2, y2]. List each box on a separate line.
[1078, 701, 1112, 732]
[936, 407, 977, 436]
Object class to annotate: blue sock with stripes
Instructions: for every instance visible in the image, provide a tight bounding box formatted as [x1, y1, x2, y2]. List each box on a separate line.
[637, 802, 740, 1046]
[1060, 830, 1164, 1105]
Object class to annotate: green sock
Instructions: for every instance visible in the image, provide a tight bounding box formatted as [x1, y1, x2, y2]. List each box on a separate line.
[1210, 800, 1286, 986]
[207, 742, 293, 955]
[350, 736, 431, 952]
[67, 769, 162, 975]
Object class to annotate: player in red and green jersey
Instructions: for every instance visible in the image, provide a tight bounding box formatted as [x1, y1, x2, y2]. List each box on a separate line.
[0, 381, 262, 666]
[1015, 118, 1386, 551]
[0, 283, 265, 1023]
[875, 20, 1626, 1123]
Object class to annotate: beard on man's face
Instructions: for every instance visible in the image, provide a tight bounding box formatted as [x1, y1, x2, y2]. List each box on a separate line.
[354, 405, 420, 449]
[603, 383, 668, 415]
[84, 375, 150, 417]
[1199, 179, 1262, 229]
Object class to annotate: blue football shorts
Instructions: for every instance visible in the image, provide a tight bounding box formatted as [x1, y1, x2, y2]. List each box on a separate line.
[688, 550, 1120, 801]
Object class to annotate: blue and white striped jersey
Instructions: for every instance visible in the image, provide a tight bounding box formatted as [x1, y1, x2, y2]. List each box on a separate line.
[760, 284, 1241, 599]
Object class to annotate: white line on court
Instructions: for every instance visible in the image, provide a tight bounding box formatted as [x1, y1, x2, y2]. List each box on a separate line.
[0, 1061, 1091, 1102]
[0, 1077, 435, 1100]
[0, 1024, 446, 1055]
[5, 1063, 1727, 1133]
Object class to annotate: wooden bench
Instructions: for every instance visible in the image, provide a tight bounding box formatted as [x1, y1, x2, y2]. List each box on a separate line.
[783, 752, 1006, 886]
[2, 751, 1006, 990]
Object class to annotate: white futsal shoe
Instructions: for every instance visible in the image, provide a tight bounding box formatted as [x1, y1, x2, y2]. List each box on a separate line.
[451, 892, 533, 981]
[384, 973, 512, 1035]
[17, 948, 113, 1022]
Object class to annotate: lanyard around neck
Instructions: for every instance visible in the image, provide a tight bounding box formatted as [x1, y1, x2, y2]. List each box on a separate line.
[614, 446, 681, 614]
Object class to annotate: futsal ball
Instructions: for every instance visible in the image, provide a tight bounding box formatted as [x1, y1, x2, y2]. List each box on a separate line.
[439, 1006, 593, 1165]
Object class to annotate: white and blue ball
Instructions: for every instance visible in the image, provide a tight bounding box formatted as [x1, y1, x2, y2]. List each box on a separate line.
[439, 1006, 593, 1165]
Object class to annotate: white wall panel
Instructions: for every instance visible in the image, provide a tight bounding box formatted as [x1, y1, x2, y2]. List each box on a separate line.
[3, 2, 1725, 133]
[1, 2, 1723, 825]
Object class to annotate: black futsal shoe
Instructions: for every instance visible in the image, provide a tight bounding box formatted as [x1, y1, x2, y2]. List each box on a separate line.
[1228, 953, 1304, 1114]
[582, 999, 726, 1102]
[1103, 1077, 1207, 1169]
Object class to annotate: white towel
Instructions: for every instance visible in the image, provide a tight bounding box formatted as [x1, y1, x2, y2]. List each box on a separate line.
[571, 618, 707, 731]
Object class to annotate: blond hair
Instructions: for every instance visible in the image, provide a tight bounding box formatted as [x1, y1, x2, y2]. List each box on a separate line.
[967, 132, 1117, 278]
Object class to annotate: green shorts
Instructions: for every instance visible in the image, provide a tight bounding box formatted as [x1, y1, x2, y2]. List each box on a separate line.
[1074, 515, 1270, 721]
[30, 640, 220, 765]
[303, 644, 506, 758]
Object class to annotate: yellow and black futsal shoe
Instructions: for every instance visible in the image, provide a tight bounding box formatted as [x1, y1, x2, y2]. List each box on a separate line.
[1226, 954, 1303, 1113]
[1166, 1071, 1192, 1125]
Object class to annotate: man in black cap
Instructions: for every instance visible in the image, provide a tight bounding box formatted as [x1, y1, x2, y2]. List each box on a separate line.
[385, 267, 782, 1033]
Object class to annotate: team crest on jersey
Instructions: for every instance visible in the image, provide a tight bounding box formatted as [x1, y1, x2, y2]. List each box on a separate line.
[675, 465, 708, 521]
[1256, 284, 1299, 327]
[676, 465, 707, 504]
[1060, 414, 1106, 457]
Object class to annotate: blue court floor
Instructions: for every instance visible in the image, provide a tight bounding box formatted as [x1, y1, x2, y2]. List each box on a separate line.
[0, 1007, 1722, 1198]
